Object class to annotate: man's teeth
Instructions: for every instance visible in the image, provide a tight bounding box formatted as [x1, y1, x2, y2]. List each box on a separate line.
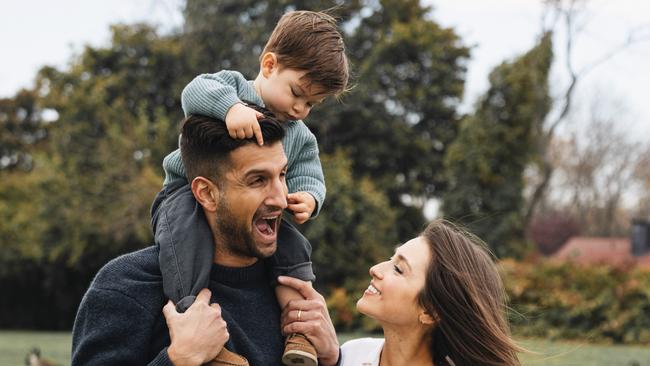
[258, 216, 278, 235]
[367, 284, 381, 295]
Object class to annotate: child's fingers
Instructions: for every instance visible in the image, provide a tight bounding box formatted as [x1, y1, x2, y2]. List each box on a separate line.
[288, 202, 308, 213]
[294, 213, 308, 224]
[228, 128, 238, 139]
[287, 192, 303, 203]
[252, 120, 264, 146]
[236, 129, 246, 139]
[244, 125, 254, 138]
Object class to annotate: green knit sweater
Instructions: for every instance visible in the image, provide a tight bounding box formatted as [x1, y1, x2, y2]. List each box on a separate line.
[162, 70, 326, 217]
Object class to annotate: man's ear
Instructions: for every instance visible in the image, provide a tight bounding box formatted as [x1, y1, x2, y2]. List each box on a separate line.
[191, 176, 219, 212]
[260, 52, 279, 78]
[418, 310, 439, 327]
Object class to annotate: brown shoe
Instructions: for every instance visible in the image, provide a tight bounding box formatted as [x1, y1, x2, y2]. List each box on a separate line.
[282, 333, 318, 366]
[206, 347, 249, 366]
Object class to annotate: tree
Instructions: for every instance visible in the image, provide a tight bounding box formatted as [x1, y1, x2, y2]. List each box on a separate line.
[0, 90, 47, 171]
[632, 146, 650, 221]
[311, 0, 470, 239]
[302, 151, 398, 290]
[524, 0, 650, 227]
[0, 0, 471, 328]
[542, 106, 643, 236]
[0, 24, 185, 328]
[442, 33, 553, 258]
[182, 0, 470, 240]
[32, 24, 187, 264]
[182, 0, 362, 78]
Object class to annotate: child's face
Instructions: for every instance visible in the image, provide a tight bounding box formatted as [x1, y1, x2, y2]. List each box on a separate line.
[259, 65, 329, 122]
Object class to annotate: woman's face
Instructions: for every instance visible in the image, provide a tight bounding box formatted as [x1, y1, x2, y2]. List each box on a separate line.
[357, 236, 431, 326]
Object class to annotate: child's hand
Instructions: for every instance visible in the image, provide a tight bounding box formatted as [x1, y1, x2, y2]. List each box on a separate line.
[225, 103, 265, 145]
[287, 192, 316, 224]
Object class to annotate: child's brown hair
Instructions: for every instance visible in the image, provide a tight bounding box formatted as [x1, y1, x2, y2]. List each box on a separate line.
[262, 10, 349, 96]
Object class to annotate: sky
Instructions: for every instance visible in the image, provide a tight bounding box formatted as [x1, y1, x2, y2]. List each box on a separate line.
[1, 0, 649, 139]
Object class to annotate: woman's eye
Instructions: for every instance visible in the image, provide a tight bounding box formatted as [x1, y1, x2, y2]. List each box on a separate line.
[291, 88, 299, 97]
[393, 265, 403, 274]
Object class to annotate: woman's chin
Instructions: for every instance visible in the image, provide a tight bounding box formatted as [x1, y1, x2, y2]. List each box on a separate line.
[356, 297, 371, 316]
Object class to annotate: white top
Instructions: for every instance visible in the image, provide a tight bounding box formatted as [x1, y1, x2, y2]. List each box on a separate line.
[341, 337, 457, 366]
[340, 337, 385, 366]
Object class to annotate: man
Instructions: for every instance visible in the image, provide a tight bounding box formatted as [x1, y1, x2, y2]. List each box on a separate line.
[71, 112, 339, 365]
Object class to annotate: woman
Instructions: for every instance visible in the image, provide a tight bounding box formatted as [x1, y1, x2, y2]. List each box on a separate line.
[279, 219, 522, 366]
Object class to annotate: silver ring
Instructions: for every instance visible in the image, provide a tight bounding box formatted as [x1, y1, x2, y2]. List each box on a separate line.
[297, 309, 302, 321]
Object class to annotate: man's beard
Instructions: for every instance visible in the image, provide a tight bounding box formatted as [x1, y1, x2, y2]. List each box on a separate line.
[214, 195, 266, 259]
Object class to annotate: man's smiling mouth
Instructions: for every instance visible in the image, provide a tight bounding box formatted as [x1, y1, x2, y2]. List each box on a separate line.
[254, 213, 281, 237]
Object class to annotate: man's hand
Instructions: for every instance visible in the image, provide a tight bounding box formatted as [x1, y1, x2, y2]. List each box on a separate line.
[225, 103, 265, 145]
[287, 192, 316, 224]
[164, 288, 229, 366]
[278, 276, 340, 366]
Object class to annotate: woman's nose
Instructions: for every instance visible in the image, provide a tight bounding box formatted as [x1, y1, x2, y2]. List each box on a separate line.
[369, 262, 384, 279]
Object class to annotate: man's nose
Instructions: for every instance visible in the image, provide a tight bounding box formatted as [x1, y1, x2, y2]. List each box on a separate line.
[266, 177, 288, 209]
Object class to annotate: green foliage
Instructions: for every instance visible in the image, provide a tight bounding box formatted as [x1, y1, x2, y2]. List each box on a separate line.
[0, 24, 184, 328]
[312, 0, 469, 239]
[183, 0, 362, 77]
[442, 33, 553, 258]
[0, 90, 46, 171]
[0, 1, 469, 328]
[32, 24, 184, 265]
[502, 259, 650, 344]
[300, 151, 397, 332]
[183, 0, 469, 241]
[305, 151, 398, 289]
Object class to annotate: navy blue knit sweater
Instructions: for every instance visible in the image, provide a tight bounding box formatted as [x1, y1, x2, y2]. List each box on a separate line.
[72, 245, 283, 365]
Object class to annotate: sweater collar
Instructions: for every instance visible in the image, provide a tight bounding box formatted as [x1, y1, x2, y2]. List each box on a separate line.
[210, 259, 267, 286]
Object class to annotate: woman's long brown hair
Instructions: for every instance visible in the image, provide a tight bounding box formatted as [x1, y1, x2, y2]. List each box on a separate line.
[418, 219, 523, 366]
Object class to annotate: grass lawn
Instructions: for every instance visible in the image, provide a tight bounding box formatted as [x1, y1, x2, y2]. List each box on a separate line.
[0, 330, 71, 366]
[1, 330, 649, 365]
[518, 338, 650, 366]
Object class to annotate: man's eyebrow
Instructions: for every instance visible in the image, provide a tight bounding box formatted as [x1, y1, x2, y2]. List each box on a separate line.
[244, 164, 288, 177]
[243, 169, 268, 178]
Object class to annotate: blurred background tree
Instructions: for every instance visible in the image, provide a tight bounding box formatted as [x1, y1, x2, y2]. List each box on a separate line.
[442, 33, 553, 258]
[0, 0, 468, 328]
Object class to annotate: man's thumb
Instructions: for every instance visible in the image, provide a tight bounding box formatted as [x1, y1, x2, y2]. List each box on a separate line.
[162, 300, 178, 319]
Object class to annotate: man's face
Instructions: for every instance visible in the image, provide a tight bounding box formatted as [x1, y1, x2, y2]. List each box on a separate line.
[213, 142, 288, 262]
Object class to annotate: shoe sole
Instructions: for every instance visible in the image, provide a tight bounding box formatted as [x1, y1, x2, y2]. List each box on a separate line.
[282, 350, 318, 366]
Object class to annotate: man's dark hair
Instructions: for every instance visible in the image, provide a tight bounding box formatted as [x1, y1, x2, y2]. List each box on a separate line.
[180, 104, 285, 183]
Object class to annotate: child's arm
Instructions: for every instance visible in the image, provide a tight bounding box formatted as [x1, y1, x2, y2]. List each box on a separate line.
[182, 70, 265, 145]
[164, 71, 265, 185]
[181, 70, 262, 120]
[285, 123, 326, 221]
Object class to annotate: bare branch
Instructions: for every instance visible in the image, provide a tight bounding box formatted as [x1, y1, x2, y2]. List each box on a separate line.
[525, 0, 650, 227]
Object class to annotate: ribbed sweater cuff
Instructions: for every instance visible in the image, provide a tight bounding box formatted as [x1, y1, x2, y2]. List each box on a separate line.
[149, 348, 174, 366]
